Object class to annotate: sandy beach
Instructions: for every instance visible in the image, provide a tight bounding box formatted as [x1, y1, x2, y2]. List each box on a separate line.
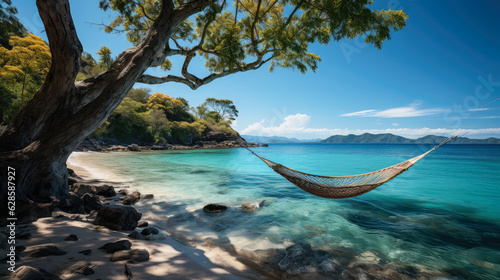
[1, 155, 258, 280]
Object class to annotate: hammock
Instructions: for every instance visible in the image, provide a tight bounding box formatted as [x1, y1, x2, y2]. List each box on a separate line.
[241, 134, 463, 199]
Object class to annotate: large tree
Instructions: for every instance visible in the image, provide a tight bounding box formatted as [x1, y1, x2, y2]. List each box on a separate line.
[0, 0, 406, 220]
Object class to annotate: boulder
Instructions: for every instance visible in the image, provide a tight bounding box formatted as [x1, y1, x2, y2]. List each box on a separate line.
[203, 204, 228, 213]
[109, 249, 150, 263]
[81, 193, 102, 213]
[142, 194, 154, 199]
[141, 227, 159, 236]
[99, 240, 132, 253]
[66, 261, 94, 276]
[122, 191, 141, 205]
[59, 193, 84, 213]
[27, 245, 67, 258]
[127, 231, 143, 240]
[118, 189, 128, 195]
[68, 168, 76, 177]
[261, 144, 269, 147]
[94, 185, 116, 197]
[71, 183, 95, 197]
[127, 144, 140, 151]
[137, 221, 149, 227]
[87, 210, 99, 219]
[68, 177, 78, 186]
[64, 234, 78, 241]
[11, 266, 61, 280]
[93, 205, 141, 230]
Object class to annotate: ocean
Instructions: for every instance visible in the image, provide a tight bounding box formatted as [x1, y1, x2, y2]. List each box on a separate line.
[69, 143, 500, 279]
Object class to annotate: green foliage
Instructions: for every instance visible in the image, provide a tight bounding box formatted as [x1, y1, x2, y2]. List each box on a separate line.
[0, 0, 26, 49]
[147, 92, 195, 122]
[91, 88, 236, 144]
[127, 87, 151, 103]
[202, 97, 238, 123]
[169, 120, 207, 144]
[75, 47, 115, 81]
[99, 0, 407, 77]
[96, 46, 114, 69]
[0, 34, 51, 122]
[76, 52, 103, 81]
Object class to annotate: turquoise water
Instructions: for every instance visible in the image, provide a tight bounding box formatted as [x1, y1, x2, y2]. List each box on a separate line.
[71, 144, 500, 279]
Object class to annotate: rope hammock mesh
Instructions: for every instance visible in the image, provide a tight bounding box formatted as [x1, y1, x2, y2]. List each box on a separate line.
[241, 134, 462, 199]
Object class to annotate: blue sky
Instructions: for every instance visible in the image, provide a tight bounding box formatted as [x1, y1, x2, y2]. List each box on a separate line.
[15, 0, 500, 139]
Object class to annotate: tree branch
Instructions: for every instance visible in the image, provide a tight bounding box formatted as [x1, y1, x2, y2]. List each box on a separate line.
[132, 0, 155, 22]
[250, 0, 263, 48]
[285, 0, 304, 27]
[36, 0, 82, 83]
[150, 46, 188, 67]
[174, 0, 213, 21]
[138, 74, 196, 89]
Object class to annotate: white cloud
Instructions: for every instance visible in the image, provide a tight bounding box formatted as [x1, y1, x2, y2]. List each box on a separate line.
[392, 123, 399, 126]
[241, 113, 312, 135]
[469, 108, 490, 112]
[341, 110, 376, 117]
[240, 113, 500, 139]
[341, 102, 448, 118]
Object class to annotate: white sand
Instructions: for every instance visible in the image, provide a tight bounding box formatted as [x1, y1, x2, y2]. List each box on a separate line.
[4, 153, 262, 279]
[10, 216, 249, 279]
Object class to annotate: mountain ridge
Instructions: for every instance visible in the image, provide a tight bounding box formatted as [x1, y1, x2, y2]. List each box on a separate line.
[321, 133, 500, 144]
[242, 133, 500, 144]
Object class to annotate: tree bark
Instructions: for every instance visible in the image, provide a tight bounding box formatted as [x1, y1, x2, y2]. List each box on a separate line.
[0, 0, 209, 223]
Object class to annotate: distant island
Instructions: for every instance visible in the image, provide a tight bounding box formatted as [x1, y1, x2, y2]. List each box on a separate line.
[242, 135, 323, 143]
[244, 133, 500, 144]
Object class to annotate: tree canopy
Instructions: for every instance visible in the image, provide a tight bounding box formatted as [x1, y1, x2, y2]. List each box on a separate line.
[99, 0, 407, 89]
[0, 0, 26, 49]
[0, 34, 51, 122]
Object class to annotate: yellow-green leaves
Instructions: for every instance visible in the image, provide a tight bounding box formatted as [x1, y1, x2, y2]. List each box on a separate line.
[0, 34, 51, 121]
[96, 46, 114, 69]
[203, 12, 245, 72]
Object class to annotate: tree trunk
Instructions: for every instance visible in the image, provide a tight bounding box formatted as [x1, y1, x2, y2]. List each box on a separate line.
[0, 0, 203, 223]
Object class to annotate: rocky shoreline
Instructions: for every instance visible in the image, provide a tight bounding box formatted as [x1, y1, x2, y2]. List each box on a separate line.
[76, 132, 261, 152]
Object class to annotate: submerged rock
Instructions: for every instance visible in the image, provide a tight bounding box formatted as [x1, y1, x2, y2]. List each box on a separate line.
[93, 205, 141, 230]
[203, 204, 228, 213]
[142, 194, 154, 199]
[277, 244, 340, 276]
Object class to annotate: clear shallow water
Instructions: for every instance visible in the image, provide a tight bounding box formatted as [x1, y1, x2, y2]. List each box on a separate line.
[70, 144, 500, 279]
